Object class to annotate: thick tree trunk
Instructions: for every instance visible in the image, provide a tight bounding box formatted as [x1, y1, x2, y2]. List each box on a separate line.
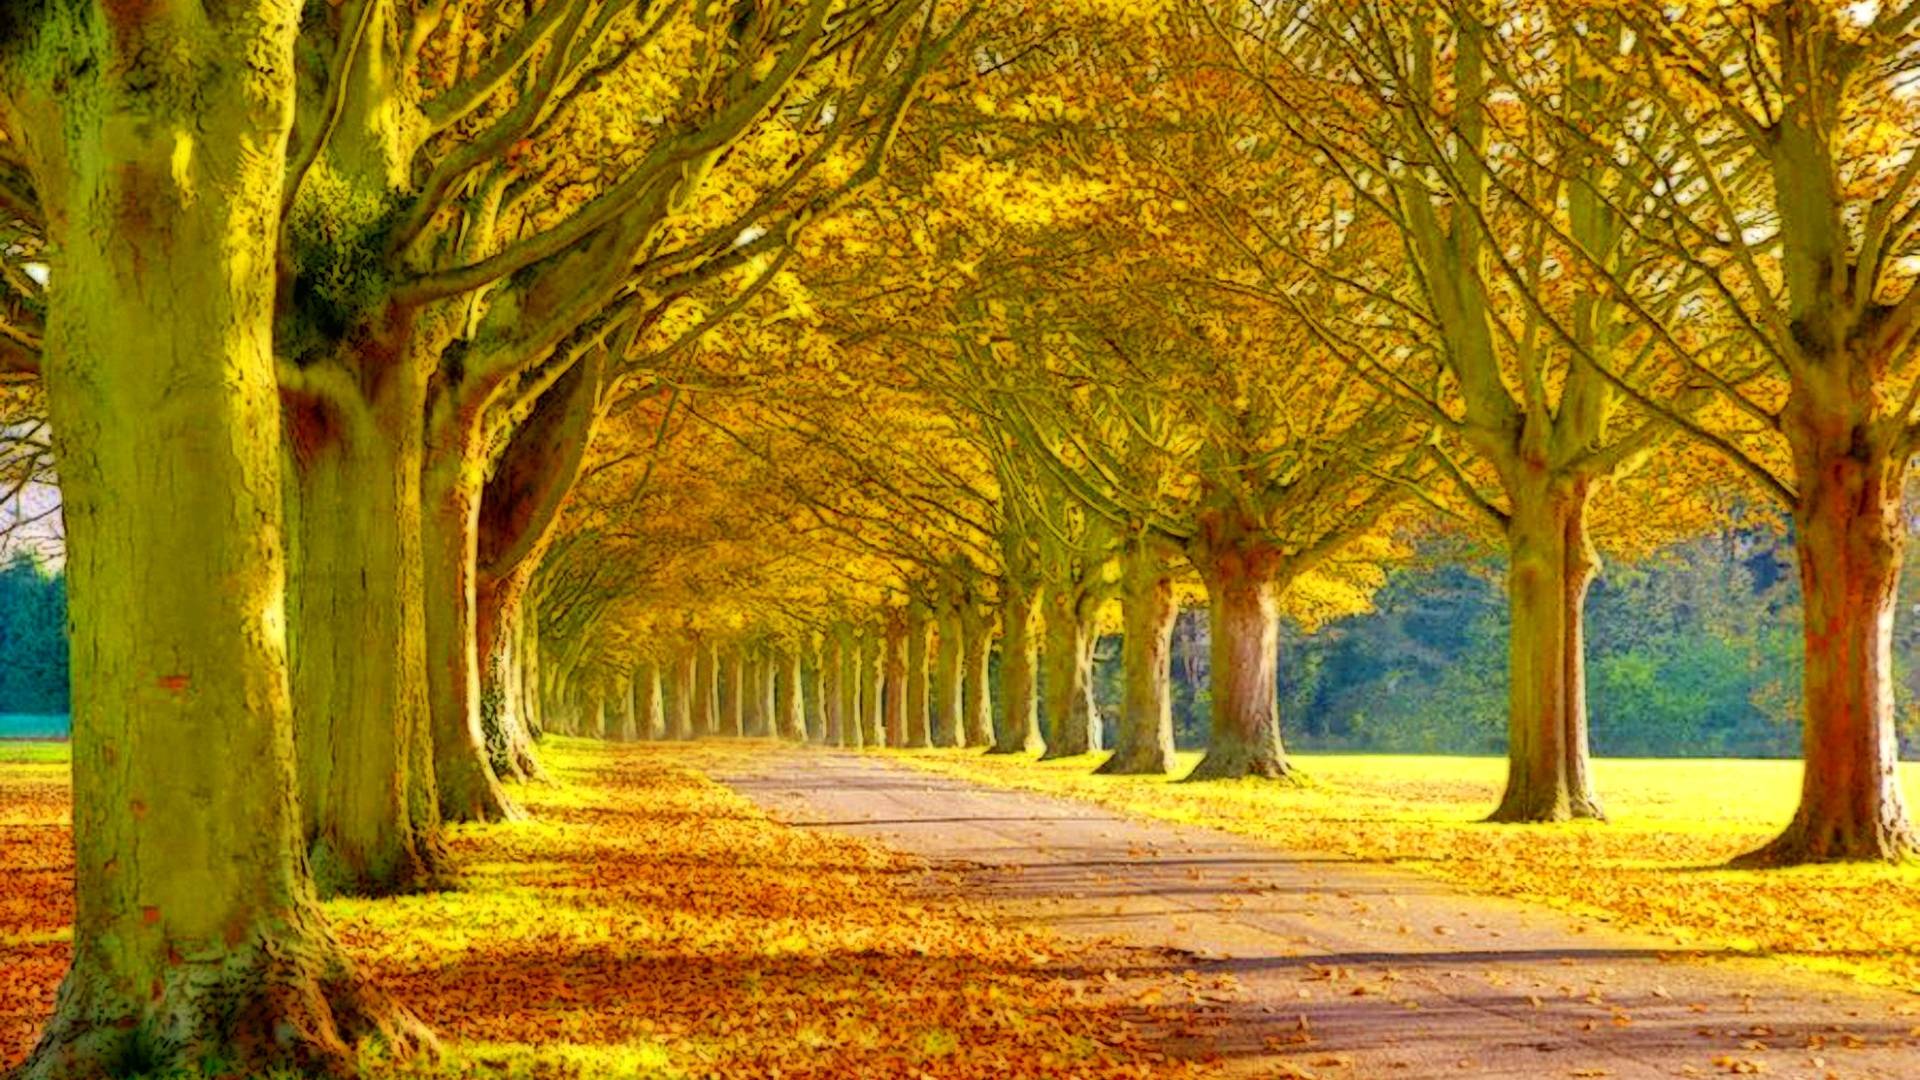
[1101, 540, 1177, 775]
[859, 629, 886, 747]
[1740, 389, 1920, 864]
[904, 601, 932, 748]
[1040, 584, 1100, 759]
[670, 653, 696, 740]
[284, 392, 445, 895]
[477, 567, 545, 781]
[1490, 472, 1604, 822]
[616, 673, 639, 741]
[637, 662, 664, 741]
[1188, 549, 1292, 781]
[777, 650, 808, 740]
[884, 617, 909, 746]
[11, 27, 425, 1069]
[991, 582, 1044, 754]
[421, 442, 518, 824]
[960, 605, 994, 748]
[931, 605, 964, 748]
[741, 651, 767, 736]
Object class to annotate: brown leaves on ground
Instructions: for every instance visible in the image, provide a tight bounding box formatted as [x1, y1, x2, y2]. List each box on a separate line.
[1, 740, 1220, 1079]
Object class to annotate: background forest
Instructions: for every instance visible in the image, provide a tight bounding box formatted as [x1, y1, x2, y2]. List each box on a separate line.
[3, 519, 1903, 760]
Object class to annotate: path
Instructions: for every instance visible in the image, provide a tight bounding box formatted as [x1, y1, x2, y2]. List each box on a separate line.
[714, 750, 1920, 1080]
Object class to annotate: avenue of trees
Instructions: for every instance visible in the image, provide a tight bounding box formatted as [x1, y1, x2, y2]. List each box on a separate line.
[5, 0, 1920, 1076]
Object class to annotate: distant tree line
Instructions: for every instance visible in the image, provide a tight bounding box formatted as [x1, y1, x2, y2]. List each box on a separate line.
[0, 555, 66, 716]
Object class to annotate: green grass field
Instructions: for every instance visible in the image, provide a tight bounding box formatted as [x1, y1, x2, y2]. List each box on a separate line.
[882, 747, 1920, 991]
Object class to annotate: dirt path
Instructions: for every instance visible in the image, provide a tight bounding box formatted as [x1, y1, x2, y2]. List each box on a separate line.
[714, 749, 1920, 1080]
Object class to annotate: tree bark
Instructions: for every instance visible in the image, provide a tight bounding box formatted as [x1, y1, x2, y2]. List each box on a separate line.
[931, 604, 964, 748]
[719, 648, 745, 737]
[777, 649, 808, 740]
[1040, 582, 1101, 759]
[859, 628, 886, 747]
[837, 625, 864, 748]
[904, 600, 932, 748]
[670, 652, 696, 741]
[1188, 545, 1292, 781]
[805, 639, 828, 743]
[960, 603, 995, 748]
[693, 642, 718, 737]
[284, 383, 445, 895]
[420, 436, 518, 824]
[636, 661, 664, 741]
[477, 566, 545, 781]
[1489, 470, 1604, 822]
[991, 581, 1044, 754]
[5, 14, 426, 1069]
[1739, 379, 1920, 864]
[1101, 538, 1177, 775]
[823, 632, 845, 745]
[884, 616, 909, 746]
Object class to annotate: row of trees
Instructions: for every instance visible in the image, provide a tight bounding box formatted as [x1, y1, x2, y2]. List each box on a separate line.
[6, 0, 1920, 1075]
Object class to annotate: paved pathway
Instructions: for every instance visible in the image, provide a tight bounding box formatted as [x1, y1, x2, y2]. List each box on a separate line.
[715, 750, 1920, 1079]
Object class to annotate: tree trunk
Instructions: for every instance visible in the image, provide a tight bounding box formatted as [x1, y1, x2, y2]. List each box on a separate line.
[1040, 583, 1100, 759]
[778, 649, 808, 740]
[421, 439, 518, 824]
[477, 566, 545, 781]
[719, 648, 745, 737]
[837, 625, 864, 748]
[823, 632, 845, 745]
[1101, 539, 1177, 775]
[637, 662, 664, 741]
[1740, 387, 1920, 864]
[284, 385, 446, 895]
[884, 617, 909, 746]
[859, 629, 886, 747]
[671, 652, 696, 740]
[805, 640, 828, 743]
[904, 600, 932, 748]
[1188, 547, 1292, 780]
[960, 605, 994, 748]
[991, 581, 1044, 754]
[741, 651, 766, 737]
[1490, 472, 1604, 822]
[693, 642, 717, 737]
[931, 605, 964, 748]
[10, 24, 425, 1068]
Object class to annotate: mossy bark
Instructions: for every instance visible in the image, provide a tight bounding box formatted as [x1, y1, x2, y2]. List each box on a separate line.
[284, 375, 444, 896]
[1101, 538, 1177, 776]
[3, 7, 428, 1071]
[421, 433, 518, 824]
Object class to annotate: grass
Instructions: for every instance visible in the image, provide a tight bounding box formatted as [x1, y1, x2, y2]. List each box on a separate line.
[878, 747, 1920, 992]
[0, 739, 1213, 1079]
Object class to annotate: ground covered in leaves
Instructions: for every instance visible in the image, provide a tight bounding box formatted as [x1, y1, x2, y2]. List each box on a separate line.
[1, 740, 1216, 1078]
[884, 749, 1920, 992]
